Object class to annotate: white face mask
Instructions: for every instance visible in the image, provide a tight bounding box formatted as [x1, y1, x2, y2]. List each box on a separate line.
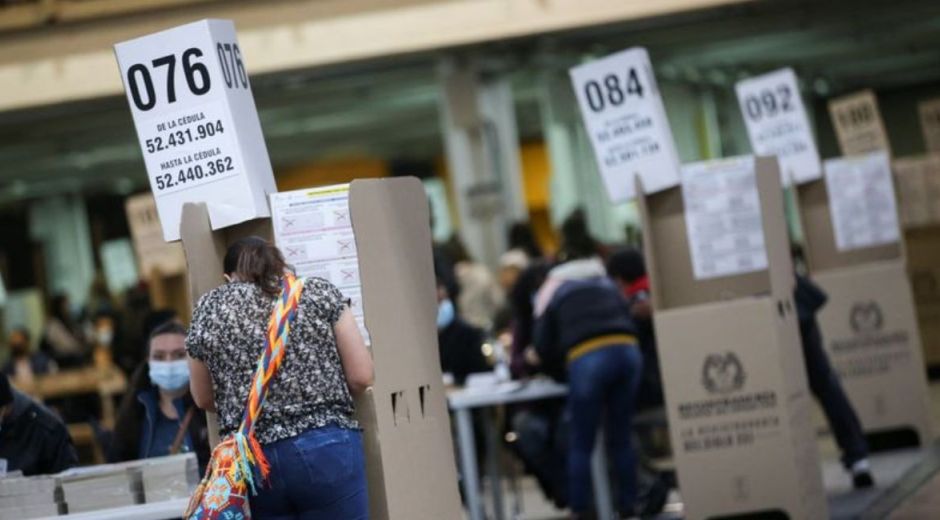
[149, 360, 190, 391]
[96, 329, 114, 346]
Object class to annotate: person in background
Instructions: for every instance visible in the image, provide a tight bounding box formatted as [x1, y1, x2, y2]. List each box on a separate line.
[39, 293, 88, 369]
[4, 327, 57, 384]
[441, 235, 505, 331]
[187, 237, 374, 519]
[534, 210, 643, 519]
[436, 260, 490, 385]
[0, 374, 78, 476]
[606, 247, 664, 411]
[110, 322, 210, 471]
[507, 221, 544, 261]
[795, 274, 874, 488]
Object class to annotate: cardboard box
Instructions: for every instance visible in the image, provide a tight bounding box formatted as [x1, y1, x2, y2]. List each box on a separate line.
[903, 226, 940, 368]
[638, 156, 827, 520]
[797, 177, 933, 445]
[178, 177, 461, 519]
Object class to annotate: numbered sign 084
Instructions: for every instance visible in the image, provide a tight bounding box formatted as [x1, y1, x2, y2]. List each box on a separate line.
[569, 47, 680, 202]
[115, 19, 276, 241]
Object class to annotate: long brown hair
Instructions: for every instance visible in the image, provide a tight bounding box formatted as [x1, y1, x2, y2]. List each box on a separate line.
[223, 237, 288, 297]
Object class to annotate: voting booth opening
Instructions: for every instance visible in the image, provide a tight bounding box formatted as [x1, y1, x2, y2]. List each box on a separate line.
[178, 178, 462, 520]
[796, 152, 933, 449]
[638, 156, 828, 520]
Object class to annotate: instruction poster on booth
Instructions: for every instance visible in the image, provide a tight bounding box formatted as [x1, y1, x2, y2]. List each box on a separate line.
[824, 152, 900, 251]
[569, 47, 681, 202]
[115, 19, 276, 241]
[681, 157, 769, 280]
[735, 68, 820, 185]
[270, 185, 369, 343]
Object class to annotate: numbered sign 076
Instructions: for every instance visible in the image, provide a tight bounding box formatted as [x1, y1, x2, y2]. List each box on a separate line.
[115, 21, 252, 197]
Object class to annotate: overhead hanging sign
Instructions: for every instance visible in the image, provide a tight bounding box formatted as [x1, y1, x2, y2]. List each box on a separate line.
[569, 47, 681, 202]
[828, 89, 891, 156]
[115, 19, 277, 242]
[735, 68, 821, 185]
[824, 151, 900, 251]
[917, 98, 940, 153]
[681, 156, 769, 280]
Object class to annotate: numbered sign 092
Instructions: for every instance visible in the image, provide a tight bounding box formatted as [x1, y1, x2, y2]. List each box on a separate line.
[115, 19, 276, 241]
[569, 47, 681, 202]
[735, 68, 821, 185]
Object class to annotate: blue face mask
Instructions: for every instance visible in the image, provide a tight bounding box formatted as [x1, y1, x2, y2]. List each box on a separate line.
[149, 360, 190, 392]
[437, 299, 455, 330]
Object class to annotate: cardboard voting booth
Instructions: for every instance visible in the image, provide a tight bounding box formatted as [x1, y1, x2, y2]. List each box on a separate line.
[796, 153, 932, 446]
[639, 156, 827, 520]
[178, 178, 462, 520]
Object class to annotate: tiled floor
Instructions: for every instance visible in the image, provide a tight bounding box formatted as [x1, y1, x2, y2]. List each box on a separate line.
[468, 382, 940, 519]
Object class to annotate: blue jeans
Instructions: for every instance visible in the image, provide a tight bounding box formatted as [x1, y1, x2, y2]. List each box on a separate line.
[250, 425, 369, 520]
[566, 344, 643, 514]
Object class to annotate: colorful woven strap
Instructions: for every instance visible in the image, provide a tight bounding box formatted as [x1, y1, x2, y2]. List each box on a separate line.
[232, 272, 304, 494]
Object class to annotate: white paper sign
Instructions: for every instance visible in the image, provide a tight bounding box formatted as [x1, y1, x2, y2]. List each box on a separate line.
[270, 185, 370, 343]
[125, 193, 187, 278]
[115, 19, 277, 241]
[735, 68, 821, 185]
[100, 239, 140, 295]
[569, 47, 681, 201]
[893, 157, 933, 228]
[824, 152, 900, 251]
[681, 156, 769, 280]
[828, 90, 891, 157]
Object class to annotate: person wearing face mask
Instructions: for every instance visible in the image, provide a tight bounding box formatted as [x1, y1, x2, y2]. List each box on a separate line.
[3, 327, 57, 384]
[435, 271, 490, 386]
[110, 321, 210, 471]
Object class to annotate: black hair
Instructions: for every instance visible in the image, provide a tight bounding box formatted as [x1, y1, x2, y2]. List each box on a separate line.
[606, 247, 646, 282]
[149, 321, 187, 341]
[224, 236, 288, 297]
[559, 209, 598, 262]
[507, 222, 543, 259]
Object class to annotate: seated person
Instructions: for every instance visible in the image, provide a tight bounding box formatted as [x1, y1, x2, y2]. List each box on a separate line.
[110, 322, 210, 470]
[436, 277, 490, 386]
[0, 374, 78, 476]
[3, 327, 57, 384]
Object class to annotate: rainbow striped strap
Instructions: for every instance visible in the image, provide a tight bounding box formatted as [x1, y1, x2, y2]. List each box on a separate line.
[232, 272, 304, 492]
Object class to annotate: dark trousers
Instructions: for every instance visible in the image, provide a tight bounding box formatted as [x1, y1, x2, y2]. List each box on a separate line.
[566, 344, 643, 514]
[801, 320, 869, 468]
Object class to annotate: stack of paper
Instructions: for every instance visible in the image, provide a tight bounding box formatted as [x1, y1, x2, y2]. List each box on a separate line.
[0, 475, 64, 519]
[58, 463, 143, 513]
[141, 453, 200, 503]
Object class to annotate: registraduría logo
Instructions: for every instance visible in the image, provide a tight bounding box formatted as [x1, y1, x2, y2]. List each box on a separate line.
[849, 301, 883, 334]
[702, 352, 746, 394]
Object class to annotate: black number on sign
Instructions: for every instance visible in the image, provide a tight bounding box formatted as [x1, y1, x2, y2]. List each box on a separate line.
[217, 43, 249, 89]
[585, 81, 605, 112]
[183, 48, 211, 95]
[605, 74, 624, 106]
[625, 68, 644, 98]
[778, 85, 793, 111]
[151, 55, 177, 103]
[584, 67, 644, 113]
[127, 64, 156, 111]
[217, 44, 233, 88]
[745, 96, 761, 121]
[761, 90, 778, 116]
[126, 47, 209, 111]
[233, 45, 248, 88]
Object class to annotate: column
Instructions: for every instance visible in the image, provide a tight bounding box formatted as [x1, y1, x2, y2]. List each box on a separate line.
[438, 56, 527, 268]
